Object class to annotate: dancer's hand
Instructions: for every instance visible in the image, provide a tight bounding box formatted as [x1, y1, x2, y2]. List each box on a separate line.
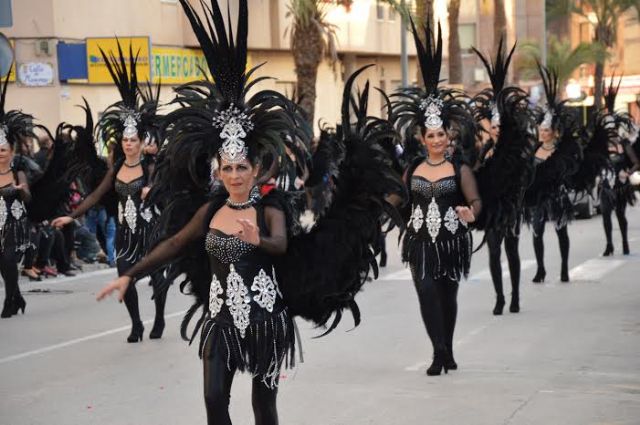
[456, 206, 475, 223]
[235, 219, 260, 246]
[619, 170, 629, 183]
[51, 216, 73, 228]
[13, 183, 26, 192]
[97, 276, 131, 302]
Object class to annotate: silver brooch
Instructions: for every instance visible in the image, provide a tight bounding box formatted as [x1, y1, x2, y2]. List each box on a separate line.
[0, 125, 8, 147]
[120, 110, 141, 138]
[490, 103, 501, 127]
[540, 108, 553, 130]
[420, 95, 444, 130]
[213, 104, 254, 164]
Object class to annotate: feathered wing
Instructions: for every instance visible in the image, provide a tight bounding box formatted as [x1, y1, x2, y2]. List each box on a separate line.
[273, 67, 405, 335]
[473, 88, 536, 233]
[571, 110, 613, 196]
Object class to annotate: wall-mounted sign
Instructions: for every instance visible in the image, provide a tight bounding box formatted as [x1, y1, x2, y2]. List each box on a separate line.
[86, 37, 150, 83]
[17, 62, 54, 86]
[151, 46, 211, 84]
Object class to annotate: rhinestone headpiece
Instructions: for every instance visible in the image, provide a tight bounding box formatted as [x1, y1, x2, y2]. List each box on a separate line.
[212, 104, 254, 164]
[490, 103, 501, 127]
[540, 108, 554, 130]
[0, 125, 8, 147]
[420, 95, 445, 130]
[120, 110, 141, 139]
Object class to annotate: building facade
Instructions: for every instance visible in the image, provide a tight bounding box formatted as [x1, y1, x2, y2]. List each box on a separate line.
[2, 0, 544, 131]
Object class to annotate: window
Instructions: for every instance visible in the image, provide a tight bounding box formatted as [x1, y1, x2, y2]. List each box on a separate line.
[389, 7, 397, 22]
[376, 0, 385, 20]
[458, 23, 476, 54]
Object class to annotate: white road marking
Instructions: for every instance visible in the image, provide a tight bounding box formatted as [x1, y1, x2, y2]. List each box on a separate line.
[379, 268, 411, 281]
[469, 259, 537, 283]
[569, 258, 626, 281]
[0, 268, 117, 293]
[0, 310, 186, 365]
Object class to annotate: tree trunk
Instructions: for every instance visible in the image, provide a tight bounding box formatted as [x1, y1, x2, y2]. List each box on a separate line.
[494, 0, 507, 48]
[414, 0, 435, 86]
[593, 54, 605, 111]
[292, 21, 324, 124]
[448, 0, 462, 85]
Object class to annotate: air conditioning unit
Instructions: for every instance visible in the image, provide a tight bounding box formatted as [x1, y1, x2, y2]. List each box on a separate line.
[34, 39, 55, 57]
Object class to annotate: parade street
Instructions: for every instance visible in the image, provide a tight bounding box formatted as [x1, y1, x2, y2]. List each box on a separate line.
[1, 207, 639, 425]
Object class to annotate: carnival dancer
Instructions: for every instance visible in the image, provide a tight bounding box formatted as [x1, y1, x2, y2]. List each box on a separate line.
[472, 39, 536, 314]
[0, 74, 33, 318]
[599, 78, 639, 256]
[95, 1, 403, 423]
[524, 65, 581, 283]
[392, 20, 481, 376]
[52, 43, 166, 342]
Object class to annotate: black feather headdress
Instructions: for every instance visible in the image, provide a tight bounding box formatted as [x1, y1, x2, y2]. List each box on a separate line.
[472, 37, 517, 124]
[97, 41, 160, 160]
[536, 64, 574, 133]
[0, 73, 34, 150]
[391, 19, 476, 165]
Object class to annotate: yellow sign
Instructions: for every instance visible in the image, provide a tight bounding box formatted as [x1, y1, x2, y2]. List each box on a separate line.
[7, 39, 15, 82]
[86, 37, 150, 84]
[151, 46, 212, 84]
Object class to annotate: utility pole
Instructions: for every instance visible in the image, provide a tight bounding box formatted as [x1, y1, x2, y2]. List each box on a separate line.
[400, 0, 409, 87]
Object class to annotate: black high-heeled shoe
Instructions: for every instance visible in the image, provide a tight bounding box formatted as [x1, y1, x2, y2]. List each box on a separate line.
[445, 347, 458, 371]
[127, 323, 144, 343]
[12, 295, 26, 315]
[509, 294, 520, 313]
[623, 240, 630, 256]
[149, 318, 165, 340]
[532, 268, 546, 283]
[426, 350, 449, 376]
[560, 265, 570, 283]
[493, 296, 505, 315]
[1, 299, 13, 318]
[602, 244, 614, 256]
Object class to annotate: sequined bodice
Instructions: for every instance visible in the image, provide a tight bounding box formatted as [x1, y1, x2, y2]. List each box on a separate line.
[0, 183, 27, 231]
[114, 176, 155, 232]
[115, 176, 146, 202]
[206, 230, 256, 263]
[204, 227, 284, 337]
[407, 175, 468, 243]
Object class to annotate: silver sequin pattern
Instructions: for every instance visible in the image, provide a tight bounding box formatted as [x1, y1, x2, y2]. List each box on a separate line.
[206, 232, 255, 264]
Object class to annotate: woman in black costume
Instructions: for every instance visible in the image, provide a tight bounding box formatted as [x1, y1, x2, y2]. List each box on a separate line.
[52, 43, 166, 342]
[525, 66, 581, 283]
[393, 21, 481, 376]
[472, 40, 536, 315]
[599, 80, 639, 256]
[0, 75, 33, 318]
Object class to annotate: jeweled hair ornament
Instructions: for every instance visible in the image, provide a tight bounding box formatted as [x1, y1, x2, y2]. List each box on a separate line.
[212, 104, 254, 164]
[490, 103, 501, 127]
[0, 125, 8, 147]
[420, 95, 444, 130]
[121, 110, 140, 139]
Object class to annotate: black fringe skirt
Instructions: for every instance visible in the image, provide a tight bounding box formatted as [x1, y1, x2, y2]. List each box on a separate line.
[199, 308, 296, 389]
[402, 232, 473, 282]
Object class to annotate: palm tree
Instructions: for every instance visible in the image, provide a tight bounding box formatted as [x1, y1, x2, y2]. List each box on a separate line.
[551, 0, 640, 108]
[517, 35, 607, 87]
[448, 0, 462, 84]
[494, 0, 507, 47]
[286, 0, 339, 124]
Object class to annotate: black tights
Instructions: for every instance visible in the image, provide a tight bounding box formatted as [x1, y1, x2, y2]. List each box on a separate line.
[203, 345, 279, 425]
[412, 271, 459, 357]
[487, 229, 520, 301]
[1, 244, 21, 307]
[601, 193, 628, 249]
[532, 217, 569, 276]
[117, 258, 167, 328]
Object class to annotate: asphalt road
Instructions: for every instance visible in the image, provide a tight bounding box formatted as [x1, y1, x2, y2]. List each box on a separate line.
[1, 207, 639, 425]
